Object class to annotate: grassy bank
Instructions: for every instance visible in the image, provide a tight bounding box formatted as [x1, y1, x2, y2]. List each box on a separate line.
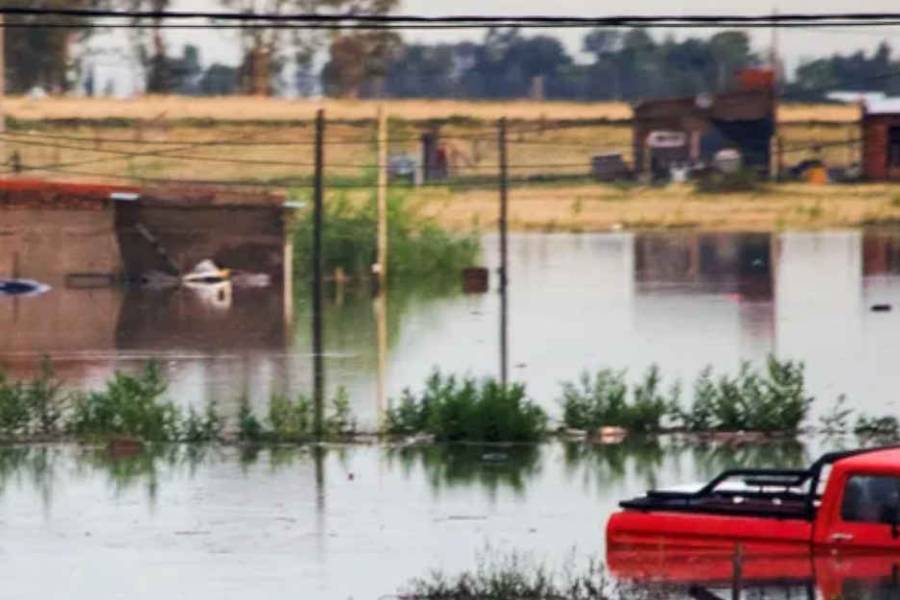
[391, 182, 900, 233]
[0, 96, 857, 125]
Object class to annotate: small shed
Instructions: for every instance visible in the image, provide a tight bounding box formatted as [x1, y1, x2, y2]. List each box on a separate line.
[633, 78, 776, 179]
[862, 98, 900, 181]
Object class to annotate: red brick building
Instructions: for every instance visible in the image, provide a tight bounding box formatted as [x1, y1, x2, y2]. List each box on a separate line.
[862, 98, 900, 181]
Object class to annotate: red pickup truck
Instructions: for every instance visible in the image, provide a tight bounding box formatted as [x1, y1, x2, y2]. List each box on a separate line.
[607, 446, 900, 553]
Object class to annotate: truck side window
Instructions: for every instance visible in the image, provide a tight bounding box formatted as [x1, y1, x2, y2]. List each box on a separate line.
[841, 475, 900, 524]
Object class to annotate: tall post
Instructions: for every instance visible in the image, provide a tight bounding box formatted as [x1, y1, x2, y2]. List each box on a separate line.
[498, 117, 509, 387]
[376, 106, 389, 285]
[374, 107, 390, 421]
[0, 14, 7, 168]
[312, 109, 326, 439]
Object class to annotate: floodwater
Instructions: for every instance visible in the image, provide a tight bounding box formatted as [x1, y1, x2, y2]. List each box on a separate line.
[0, 437, 887, 600]
[7, 219, 900, 597]
[5, 221, 900, 426]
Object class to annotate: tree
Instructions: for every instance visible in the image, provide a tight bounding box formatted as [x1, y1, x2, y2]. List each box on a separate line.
[4, 0, 107, 94]
[125, 0, 173, 93]
[219, 0, 399, 96]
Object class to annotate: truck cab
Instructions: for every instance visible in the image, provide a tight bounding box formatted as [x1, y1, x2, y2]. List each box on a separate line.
[814, 448, 900, 550]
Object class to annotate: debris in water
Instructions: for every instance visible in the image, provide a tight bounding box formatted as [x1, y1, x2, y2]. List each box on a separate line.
[182, 260, 230, 285]
[0, 278, 50, 297]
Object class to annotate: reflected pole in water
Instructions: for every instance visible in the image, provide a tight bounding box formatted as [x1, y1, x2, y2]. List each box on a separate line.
[498, 117, 509, 386]
[374, 292, 389, 419]
[312, 109, 325, 439]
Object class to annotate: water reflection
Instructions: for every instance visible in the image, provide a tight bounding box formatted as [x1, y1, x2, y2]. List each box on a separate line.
[385, 444, 541, 498]
[10, 218, 900, 425]
[610, 550, 900, 600]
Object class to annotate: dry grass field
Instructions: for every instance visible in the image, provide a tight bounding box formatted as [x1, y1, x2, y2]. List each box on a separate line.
[0, 96, 861, 124]
[0, 96, 885, 233]
[393, 183, 900, 233]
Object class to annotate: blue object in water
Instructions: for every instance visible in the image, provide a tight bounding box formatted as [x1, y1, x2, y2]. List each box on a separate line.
[0, 279, 51, 297]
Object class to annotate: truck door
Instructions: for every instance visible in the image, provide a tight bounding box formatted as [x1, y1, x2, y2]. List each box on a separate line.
[826, 474, 900, 550]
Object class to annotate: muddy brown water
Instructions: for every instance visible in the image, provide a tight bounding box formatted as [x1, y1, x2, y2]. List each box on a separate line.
[6, 222, 900, 598]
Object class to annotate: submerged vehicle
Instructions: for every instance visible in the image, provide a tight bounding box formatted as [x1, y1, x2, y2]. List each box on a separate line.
[607, 446, 900, 553]
[0, 278, 50, 297]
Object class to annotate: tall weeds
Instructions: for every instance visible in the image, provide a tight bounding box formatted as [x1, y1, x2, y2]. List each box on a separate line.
[0, 358, 67, 439]
[291, 192, 479, 281]
[386, 372, 547, 443]
[560, 356, 813, 434]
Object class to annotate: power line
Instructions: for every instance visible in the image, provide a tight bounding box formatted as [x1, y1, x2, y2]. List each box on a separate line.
[6, 8, 900, 29]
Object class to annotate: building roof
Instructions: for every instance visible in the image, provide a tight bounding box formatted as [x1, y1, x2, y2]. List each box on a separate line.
[865, 97, 900, 116]
[634, 88, 774, 123]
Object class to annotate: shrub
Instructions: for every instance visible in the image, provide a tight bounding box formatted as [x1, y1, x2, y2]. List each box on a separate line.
[291, 192, 479, 281]
[239, 388, 355, 444]
[182, 402, 224, 443]
[674, 357, 812, 432]
[386, 372, 547, 443]
[69, 362, 180, 442]
[0, 374, 29, 438]
[559, 367, 673, 433]
[0, 358, 67, 439]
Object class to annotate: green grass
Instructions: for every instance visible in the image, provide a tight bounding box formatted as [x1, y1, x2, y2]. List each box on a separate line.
[291, 191, 480, 281]
[386, 371, 547, 443]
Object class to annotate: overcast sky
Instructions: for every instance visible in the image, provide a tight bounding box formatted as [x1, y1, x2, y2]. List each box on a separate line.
[91, 1, 900, 94]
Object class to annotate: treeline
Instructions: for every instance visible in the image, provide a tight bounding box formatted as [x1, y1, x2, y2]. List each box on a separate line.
[4, 0, 900, 102]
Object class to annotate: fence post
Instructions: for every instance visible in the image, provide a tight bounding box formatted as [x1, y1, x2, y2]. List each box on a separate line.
[312, 108, 325, 439]
[498, 117, 509, 387]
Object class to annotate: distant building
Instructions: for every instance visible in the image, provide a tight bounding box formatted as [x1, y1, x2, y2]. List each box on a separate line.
[862, 98, 900, 182]
[633, 70, 776, 179]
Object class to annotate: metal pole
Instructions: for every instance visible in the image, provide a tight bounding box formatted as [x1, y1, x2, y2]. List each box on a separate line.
[312, 109, 325, 439]
[376, 106, 389, 285]
[498, 117, 509, 387]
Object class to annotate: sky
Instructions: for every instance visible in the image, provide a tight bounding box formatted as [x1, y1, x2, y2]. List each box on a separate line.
[88, 0, 900, 95]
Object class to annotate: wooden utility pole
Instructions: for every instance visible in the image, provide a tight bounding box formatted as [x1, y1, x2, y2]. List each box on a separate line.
[0, 14, 7, 168]
[374, 106, 390, 420]
[376, 106, 388, 284]
[312, 109, 326, 439]
[498, 117, 509, 387]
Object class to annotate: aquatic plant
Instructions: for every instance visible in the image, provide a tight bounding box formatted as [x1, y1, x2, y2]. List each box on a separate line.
[181, 402, 225, 443]
[238, 388, 355, 444]
[561, 356, 813, 434]
[386, 371, 547, 443]
[559, 366, 673, 434]
[68, 362, 181, 442]
[0, 358, 68, 439]
[675, 357, 812, 432]
[291, 192, 479, 281]
[400, 549, 671, 600]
